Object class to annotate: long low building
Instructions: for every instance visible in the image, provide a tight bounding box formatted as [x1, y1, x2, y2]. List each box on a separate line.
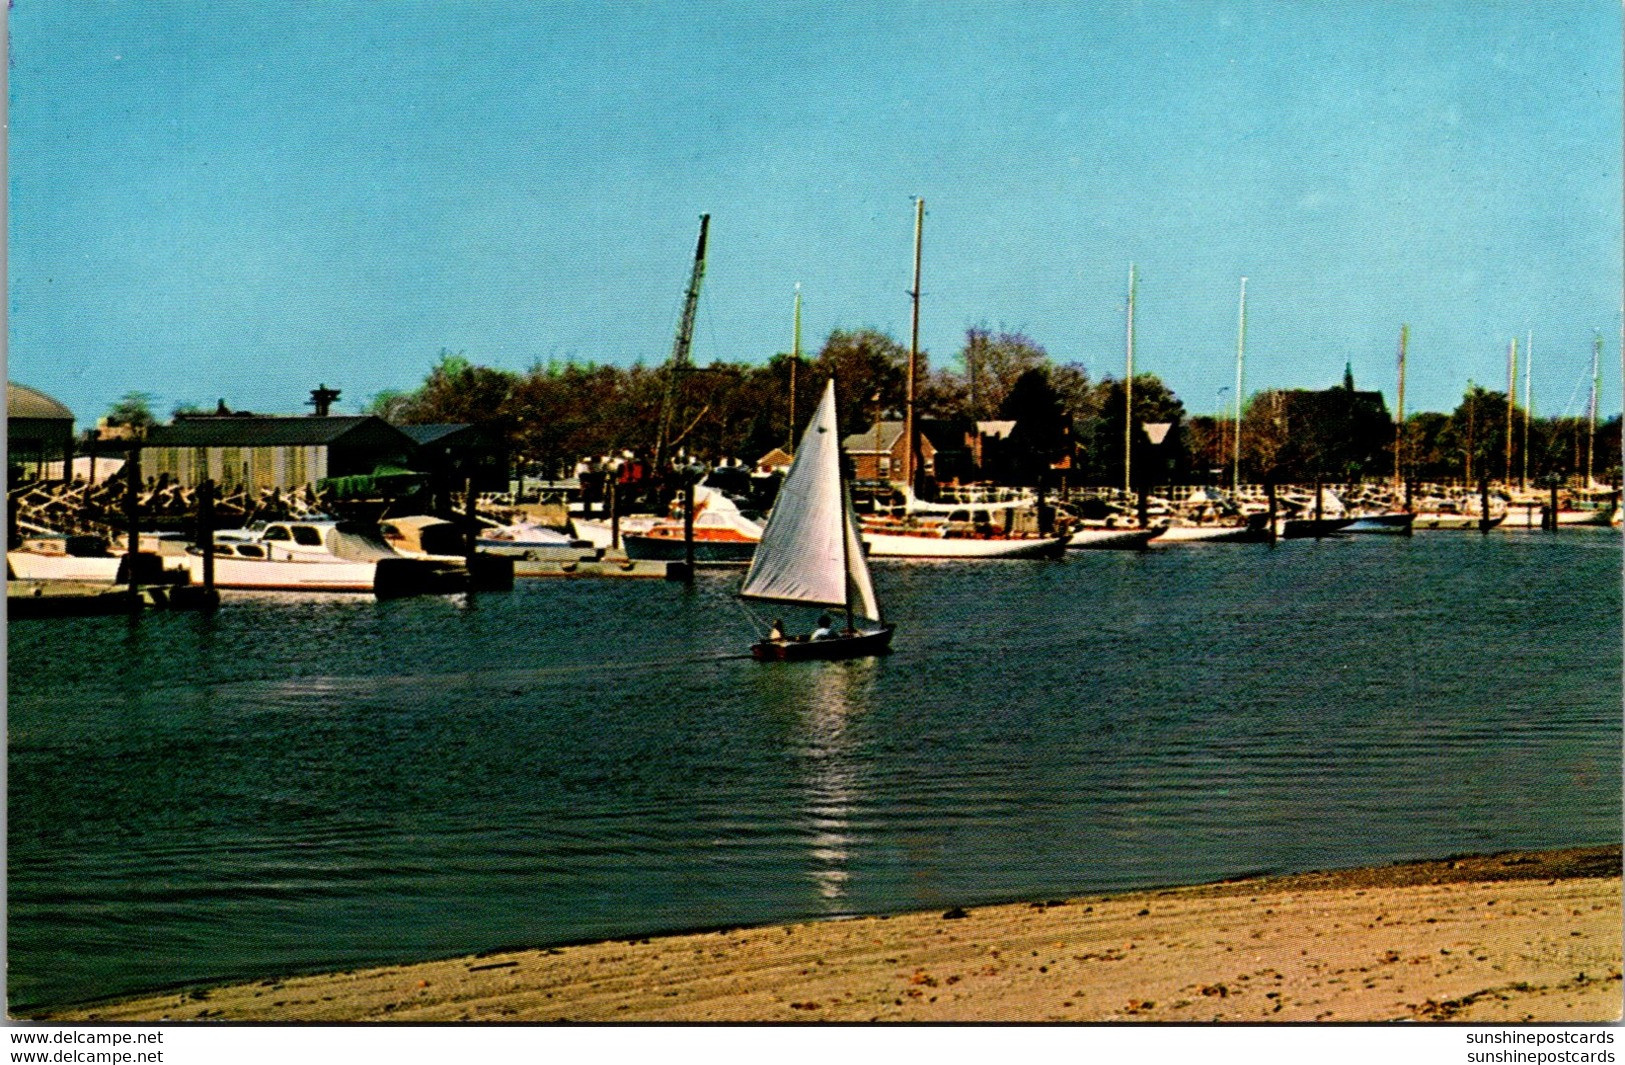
[143, 415, 420, 492]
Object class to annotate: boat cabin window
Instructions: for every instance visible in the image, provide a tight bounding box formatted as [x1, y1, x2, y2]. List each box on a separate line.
[235, 544, 266, 558]
[291, 526, 324, 547]
[262, 526, 291, 542]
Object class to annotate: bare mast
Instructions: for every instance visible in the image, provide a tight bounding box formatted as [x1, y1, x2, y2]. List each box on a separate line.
[1503, 337, 1517, 484]
[904, 198, 924, 494]
[1233, 277, 1247, 496]
[787, 283, 802, 451]
[1394, 323, 1408, 489]
[1124, 262, 1136, 495]
[1588, 333, 1601, 486]
[655, 214, 711, 474]
[1522, 330, 1532, 489]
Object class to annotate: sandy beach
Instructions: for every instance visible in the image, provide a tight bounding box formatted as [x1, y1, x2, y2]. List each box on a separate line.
[42, 845, 1620, 1024]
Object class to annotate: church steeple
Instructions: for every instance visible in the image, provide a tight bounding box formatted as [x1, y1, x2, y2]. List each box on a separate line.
[1343, 362, 1355, 391]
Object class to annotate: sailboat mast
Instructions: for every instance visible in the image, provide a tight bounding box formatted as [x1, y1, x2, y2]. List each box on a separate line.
[1124, 263, 1136, 495]
[787, 283, 802, 451]
[1394, 323, 1408, 489]
[1502, 337, 1517, 484]
[904, 198, 924, 495]
[1233, 277, 1247, 496]
[1588, 333, 1601, 486]
[1522, 331, 1532, 488]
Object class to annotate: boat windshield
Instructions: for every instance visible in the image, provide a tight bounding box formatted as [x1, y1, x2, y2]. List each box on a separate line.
[329, 522, 402, 562]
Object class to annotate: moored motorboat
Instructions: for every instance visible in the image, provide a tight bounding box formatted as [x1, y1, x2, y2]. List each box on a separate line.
[183, 519, 464, 597]
[1066, 525, 1163, 550]
[7, 534, 189, 585]
[861, 518, 1069, 559]
[475, 519, 597, 561]
[1342, 512, 1416, 535]
[621, 487, 764, 563]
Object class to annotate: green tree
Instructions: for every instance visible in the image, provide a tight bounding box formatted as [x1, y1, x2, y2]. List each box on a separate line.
[104, 391, 156, 428]
[960, 327, 1047, 419]
[995, 368, 1072, 487]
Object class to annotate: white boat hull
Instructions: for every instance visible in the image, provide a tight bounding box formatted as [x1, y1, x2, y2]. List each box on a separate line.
[181, 554, 378, 593]
[862, 530, 1068, 558]
[1066, 527, 1162, 549]
[6, 551, 190, 584]
[1140, 524, 1254, 544]
[7, 552, 128, 583]
[1501, 505, 1618, 529]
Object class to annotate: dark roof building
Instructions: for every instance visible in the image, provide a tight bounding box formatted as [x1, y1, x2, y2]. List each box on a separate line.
[8, 382, 75, 481]
[144, 415, 419, 490]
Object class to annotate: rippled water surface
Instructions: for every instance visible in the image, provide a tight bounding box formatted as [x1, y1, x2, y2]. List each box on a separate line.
[9, 531, 1621, 1010]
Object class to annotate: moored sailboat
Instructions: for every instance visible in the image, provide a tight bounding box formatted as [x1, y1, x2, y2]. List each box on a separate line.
[741, 380, 894, 662]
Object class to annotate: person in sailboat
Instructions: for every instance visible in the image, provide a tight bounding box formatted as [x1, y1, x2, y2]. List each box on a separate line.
[811, 613, 836, 641]
[768, 618, 786, 642]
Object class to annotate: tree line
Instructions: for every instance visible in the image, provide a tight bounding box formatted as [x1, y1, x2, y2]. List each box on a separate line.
[106, 327, 1619, 490]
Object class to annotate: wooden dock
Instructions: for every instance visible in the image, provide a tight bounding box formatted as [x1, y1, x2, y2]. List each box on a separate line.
[8, 580, 220, 618]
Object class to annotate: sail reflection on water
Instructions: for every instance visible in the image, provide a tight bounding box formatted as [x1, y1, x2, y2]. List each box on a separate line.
[793, 660, 879, 907]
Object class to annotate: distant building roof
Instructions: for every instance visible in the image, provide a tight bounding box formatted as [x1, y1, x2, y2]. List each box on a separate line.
[8, 383, 74, 422]
[397, 423, 491, 448]
[977, 420, 1016, 439]
[842, 421, 936, 455]
[147, 415, 415, 449]
[756, 446, 794, 470]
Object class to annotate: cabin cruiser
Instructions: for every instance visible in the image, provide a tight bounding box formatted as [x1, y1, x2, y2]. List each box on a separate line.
[185, 519, 464, 597]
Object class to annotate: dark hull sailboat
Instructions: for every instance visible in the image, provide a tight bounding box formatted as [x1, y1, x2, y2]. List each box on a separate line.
[741, 379, 892, 663]
[751, 622, 896, 662]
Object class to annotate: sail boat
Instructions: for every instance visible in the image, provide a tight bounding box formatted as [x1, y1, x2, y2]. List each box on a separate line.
[741, 379, 895, 662]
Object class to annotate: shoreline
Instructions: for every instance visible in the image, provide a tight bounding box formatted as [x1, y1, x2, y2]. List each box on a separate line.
[41, 845, 1623, 1024]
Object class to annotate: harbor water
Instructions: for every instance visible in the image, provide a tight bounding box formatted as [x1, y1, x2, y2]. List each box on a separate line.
[8, 530, 1621, 1012]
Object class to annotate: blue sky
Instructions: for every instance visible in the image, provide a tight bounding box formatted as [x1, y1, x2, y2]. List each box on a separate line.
[8, 1, 1622, 427]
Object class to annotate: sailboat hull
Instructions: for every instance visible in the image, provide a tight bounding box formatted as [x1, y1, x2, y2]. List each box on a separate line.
[752, 624, 896, 662]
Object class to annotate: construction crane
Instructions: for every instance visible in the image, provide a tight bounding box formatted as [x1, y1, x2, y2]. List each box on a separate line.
[654, 214, 710, 474]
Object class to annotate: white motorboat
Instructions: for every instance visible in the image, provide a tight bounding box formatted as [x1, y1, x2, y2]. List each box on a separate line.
[7, 534, 189, 585]
[183, 520, 462, 596]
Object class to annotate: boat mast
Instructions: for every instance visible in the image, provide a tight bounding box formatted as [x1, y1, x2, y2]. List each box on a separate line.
[1588, 332, 1601, 486]
[837, 375, 858, 632]
[1522, 330, 1532, 489]
[904, 198, 923, 496]
[1503, 337, 1517, 484]
[787, 283, 802, 451]
[1124, 262, 1136, 495]
[1394, 323, 1408, 490]
[1233, 277, 1247, 496]
[655, 214, 711, 475]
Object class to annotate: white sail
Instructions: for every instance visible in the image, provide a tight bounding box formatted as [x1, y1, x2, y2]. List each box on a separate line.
[741, 380, 881, 622]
